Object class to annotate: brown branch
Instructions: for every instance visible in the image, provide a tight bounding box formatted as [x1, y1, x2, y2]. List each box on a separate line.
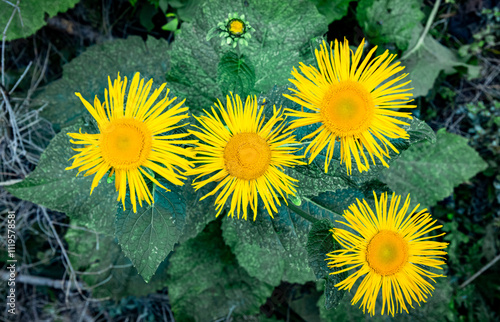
[0, 271, 83, 290]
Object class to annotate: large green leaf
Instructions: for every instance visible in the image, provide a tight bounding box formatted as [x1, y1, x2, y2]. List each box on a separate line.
[116, 178, 218, 282]
[356, 0, 424, 51]
[306, 219, 347, 310]
[166, 0, 327, 113]
[5, 123, 118, 236]
[65, 228, 169, 300]
[217, 51, 256, 99]
[221, 199, 343, 286]
[309, 188, 364, 215]
[167, 220, 273, 320]
[37, 36, 170, 130]
[308, 0, 357, 23]
[380, 129, 488, 208]
[401, 25, 481, 97]
[0, 0, 80, 41]
[115, 180, 185, 283]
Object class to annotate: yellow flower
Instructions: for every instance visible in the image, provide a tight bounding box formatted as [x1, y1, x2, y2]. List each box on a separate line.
[188, 93, 304, 220]
[284, 39, 415, 174]
[327, 192, 448, 316]
[66, 72, 195, 213]
[228, 19, 244, 35]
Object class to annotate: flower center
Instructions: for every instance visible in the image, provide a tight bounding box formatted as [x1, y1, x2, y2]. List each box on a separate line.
[366, 230, 408, 276]
[224, 133, 271, 180]
[320, 80, 374, 136]
[100, 118, 152, 170]
[228, 19, 245, 36]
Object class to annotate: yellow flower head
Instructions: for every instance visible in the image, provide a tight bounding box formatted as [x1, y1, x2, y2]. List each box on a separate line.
[66, 72, 195, 213]
[188, 93, 305, 220]
[284, 39, 415, 175]
[327, 192, 448, 316]
[228, 19, 245, 35]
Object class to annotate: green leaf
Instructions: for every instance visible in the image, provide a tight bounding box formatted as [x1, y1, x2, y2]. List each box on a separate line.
[5, 123, 118, 236]
[221, 199, 342, 286]
[167, 0, 202, 22]
[37, 36, 170, 130]
[66, 228, 169, 300]
[167, 220, 273, 320]
[166, 0, 327, 114]
[356, 0, 424, 51]
[217, 51, 256, 97]
[402, 25, 482, 97]
[306, 219, 347, 309]
[0, 0, 80, 41]
[308, 0, 357, 23]
[286, 165, 352, 198]
[162, 17, 179, 31]
[116, 178, 218, 282]
[115, 180, 185, 283]
[380, 129, 488, 208]
[309, 188, 364, 215]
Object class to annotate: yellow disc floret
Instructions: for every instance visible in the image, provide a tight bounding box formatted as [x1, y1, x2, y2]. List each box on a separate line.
[100, 118, 152, 170]
[228, 19, 245, 35]
[224, 133, 271, 180]
[366, 230, 409, 276]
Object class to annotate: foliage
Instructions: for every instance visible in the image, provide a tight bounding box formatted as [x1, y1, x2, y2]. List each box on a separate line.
[308, 0, 357, 23]
[356, 0, 424, 51]
[0, 0, 80, 41]
[38, 36, 170, 130]
[217, 52, 256, 99]
[221, 200, 333, 287]
[306, 219, 347, 309]
[401, 25, 481, 97]
[66, 228, 170, 300]
[5, 123, 118, 236]
[380, 129, 488, 208]
[165, 0, 327, 114]
[3, 0, 498, 320]
[115, 179, 185, 283]
[166, 220, 274, 320]
[116, 178, 217, 282]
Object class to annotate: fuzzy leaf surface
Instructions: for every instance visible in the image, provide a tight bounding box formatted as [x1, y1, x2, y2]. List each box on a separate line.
[356, 0, 424, 50]
[306, 219, 347, 309]
[221, 199, 343, 286]
[380, 129, 488, 208]
[6, 123, 118, 235]
[116, 179, 218, 282]
[115, 180, 185, 283]
[166, 0, 327, 113]
[0, 0, 79, 41]
[217, 52, 256, 99]
[402, 25, 481, 97]
[167, 221, 273, 320]
[38, 36, 170, 130]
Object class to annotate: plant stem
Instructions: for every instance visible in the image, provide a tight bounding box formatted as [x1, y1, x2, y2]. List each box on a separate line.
[286, 201, 319, 224]
[459, 253, 500, 289]
[401, 0, 442, 60]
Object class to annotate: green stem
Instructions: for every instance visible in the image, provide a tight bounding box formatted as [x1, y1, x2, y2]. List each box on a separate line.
[236, 42, 242, 59]
[286, 201, 319, 224]
[401, 0, 441, 60]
